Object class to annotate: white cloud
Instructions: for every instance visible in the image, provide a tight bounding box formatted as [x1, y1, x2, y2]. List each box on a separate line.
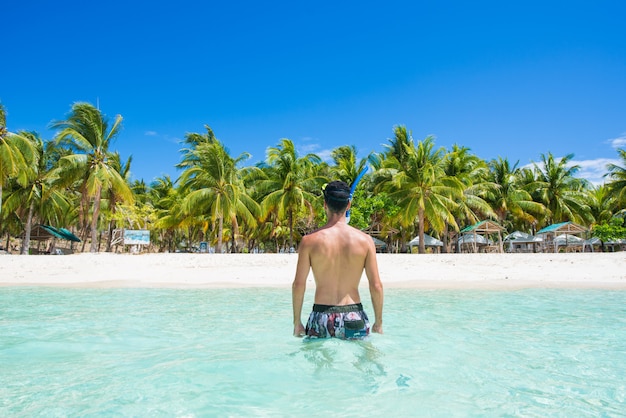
[570, 158, 620, 186]
[609, 134, 626, 149]
[523, 157, 619, 186]
[295, 139, 334, 162]
[298, 143, 320, 153]
[166, 136, 182, 144]
[316, 149, 333, 162]
[144, 131, 158, 136]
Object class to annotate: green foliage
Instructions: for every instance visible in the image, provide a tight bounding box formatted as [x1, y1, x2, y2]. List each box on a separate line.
[592, 217, 626, 242]
[348, 189, 398, 231]
[4, 103, 626, 253]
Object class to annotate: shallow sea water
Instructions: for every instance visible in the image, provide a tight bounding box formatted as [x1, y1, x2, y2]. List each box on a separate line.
[1, 287, 625, 417]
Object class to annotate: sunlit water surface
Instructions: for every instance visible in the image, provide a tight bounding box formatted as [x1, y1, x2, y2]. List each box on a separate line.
[1, 287, 625, 417]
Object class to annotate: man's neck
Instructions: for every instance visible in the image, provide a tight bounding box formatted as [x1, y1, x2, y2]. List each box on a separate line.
[325, 212, 348, 227]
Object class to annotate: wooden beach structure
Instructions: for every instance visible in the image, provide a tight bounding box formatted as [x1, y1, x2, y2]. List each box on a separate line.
[536, 222, 588, 253]
[458, 220, 505, 253]
[25, 224, 81, 254]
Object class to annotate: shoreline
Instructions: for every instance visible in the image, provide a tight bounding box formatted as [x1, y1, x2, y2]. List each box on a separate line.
[1, 252, 625, 289]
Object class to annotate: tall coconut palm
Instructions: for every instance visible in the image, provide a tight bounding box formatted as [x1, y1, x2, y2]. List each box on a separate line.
[257, 139, 324, 250]
[102, 153, 133, 252]
[329, 145, 373, 185]
[0, 104, 36, 219]
[485, 157, 545, 230]
[384, 125, 413, 166]
[378, 135, 463, 253]
[606, 148, 626, 206]
[2, 132, 70, 254]
[531, 153, 591, 225]
[585, 184, 616, 226]
[51, 102, 134, 252]
[150, 176, 186, 252]
[442, 145, 496, 251]
[178, 136, 259, 253]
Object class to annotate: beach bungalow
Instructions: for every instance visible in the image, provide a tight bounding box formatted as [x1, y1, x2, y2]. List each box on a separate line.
[458, 220, 504, 253]
[456, 233, 492, 253]
[536, 222, 588, 253]
[408, 233, 443, 253]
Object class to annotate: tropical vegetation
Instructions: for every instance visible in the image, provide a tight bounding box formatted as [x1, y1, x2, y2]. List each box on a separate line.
[1, 102, 625, 254]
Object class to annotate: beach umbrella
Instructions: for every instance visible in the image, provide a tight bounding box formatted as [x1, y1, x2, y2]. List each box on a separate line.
[504, 231, 533, 241]
[503, 231, 542, 252]
[553, 234, 584, 245]
[371, 236, 387, 250]
[457, 234, 491, 245]
[408, 234, 443, 247]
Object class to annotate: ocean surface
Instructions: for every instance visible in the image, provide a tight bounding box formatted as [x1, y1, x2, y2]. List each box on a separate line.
[1, 287, 625, 417]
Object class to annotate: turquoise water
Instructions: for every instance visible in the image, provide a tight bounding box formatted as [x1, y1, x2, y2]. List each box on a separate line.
[1, 288, 625, 417]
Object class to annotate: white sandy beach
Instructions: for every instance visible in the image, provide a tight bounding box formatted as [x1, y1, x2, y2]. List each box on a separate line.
[1, 252, 625, 289]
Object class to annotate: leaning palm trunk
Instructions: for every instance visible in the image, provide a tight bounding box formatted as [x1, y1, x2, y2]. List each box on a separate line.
[441, 224, 451, 254]
[231, 216, 240, 253]
[106, 219, 116, 252]
[20, 200, 35, 255]
[79, 191, 90, 252]
[90, 186, 102, 253]
[288, 210, 294, 251]
[216, 216, 224, 253]
[418, 207, 426, 254]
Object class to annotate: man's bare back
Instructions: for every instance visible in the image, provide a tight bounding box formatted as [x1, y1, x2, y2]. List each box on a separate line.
[306, 222, 374, 305]
[292, 181, 383, 338]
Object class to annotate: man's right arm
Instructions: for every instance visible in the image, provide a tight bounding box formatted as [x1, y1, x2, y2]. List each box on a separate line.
[292, 237, 311, 337]
[364, 240, 383, 334]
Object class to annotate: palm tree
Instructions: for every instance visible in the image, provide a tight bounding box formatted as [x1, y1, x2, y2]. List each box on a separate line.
[257, 139, 324, 250]
[385, 125, 413, 166]
[0, 104, 36, 219]
[329, 145, 372, 185]
[485, 157, 545, 230]
[606, 148, 626, 207]
[51, 102, 134, 252]
[442, 145, 496, 251]
[531, 153, 592, 225]
[103, 153, 133, 252]
[377, 135, 463, 253]
[150, 176, 186, 252]
[585, 184, 616, 226]
[178, 134, 260, 253]
[2, 132, 70, 254]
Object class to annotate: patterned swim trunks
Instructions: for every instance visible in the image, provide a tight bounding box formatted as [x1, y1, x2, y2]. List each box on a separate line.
[305, 303, 370, 340]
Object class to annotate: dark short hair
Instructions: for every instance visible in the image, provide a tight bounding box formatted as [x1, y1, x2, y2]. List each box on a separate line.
[323, 180, 351, 213]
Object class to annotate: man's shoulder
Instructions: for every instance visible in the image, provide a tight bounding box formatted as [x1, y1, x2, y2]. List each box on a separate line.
[347, 225, 374, 241]
[300, 228, 327, 245]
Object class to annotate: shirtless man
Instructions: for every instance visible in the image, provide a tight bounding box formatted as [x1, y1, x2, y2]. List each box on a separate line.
[292, 180, 383, 339]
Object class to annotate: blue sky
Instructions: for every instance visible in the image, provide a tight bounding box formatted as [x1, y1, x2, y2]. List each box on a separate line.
[2, 0, 625, 185]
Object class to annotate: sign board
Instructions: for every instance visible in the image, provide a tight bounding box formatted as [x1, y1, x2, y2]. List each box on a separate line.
[124, 230, 150, 245]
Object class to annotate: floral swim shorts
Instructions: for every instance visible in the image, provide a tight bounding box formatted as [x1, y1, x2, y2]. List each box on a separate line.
[305, 303, 370, 340]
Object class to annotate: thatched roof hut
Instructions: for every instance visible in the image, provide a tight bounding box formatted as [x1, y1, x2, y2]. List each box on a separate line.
[458, 220, 504, 253]
[536, 222, 587, 252]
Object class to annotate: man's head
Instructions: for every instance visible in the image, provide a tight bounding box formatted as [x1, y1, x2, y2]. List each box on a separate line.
[323, 180, 351, 214]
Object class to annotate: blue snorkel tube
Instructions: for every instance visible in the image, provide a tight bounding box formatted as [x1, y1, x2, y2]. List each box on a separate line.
[346, 166, 369, 224]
